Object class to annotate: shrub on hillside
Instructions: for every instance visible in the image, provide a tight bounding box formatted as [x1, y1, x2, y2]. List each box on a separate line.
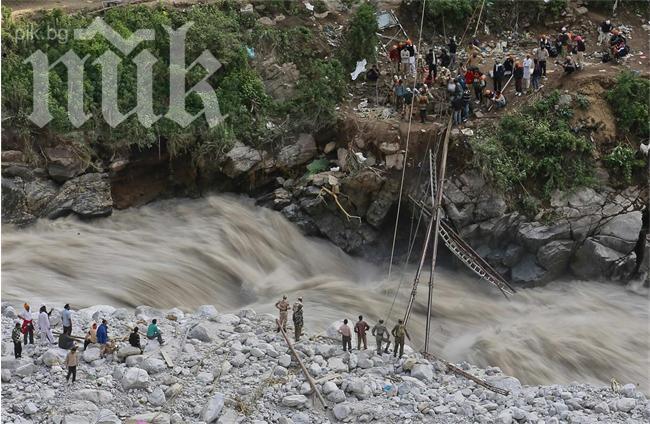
[471, 91, 595, 197]
[606, 71, 650, 139]
[339, 2, 378, 69]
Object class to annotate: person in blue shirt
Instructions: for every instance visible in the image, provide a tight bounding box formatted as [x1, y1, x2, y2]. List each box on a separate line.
[147, 319, 165, 345]
[97, 319, 109, 358]
[62, 304, 73, 335]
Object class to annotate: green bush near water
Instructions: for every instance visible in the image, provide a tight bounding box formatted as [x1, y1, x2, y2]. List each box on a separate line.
[471, 91, 595, 197]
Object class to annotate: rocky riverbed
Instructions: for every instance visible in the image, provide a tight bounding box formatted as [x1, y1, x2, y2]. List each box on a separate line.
[1, 303, 648, 424]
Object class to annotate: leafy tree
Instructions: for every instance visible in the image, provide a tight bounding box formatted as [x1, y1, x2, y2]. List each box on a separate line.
[339, 2, 378, 69]
[606, 71, 650, 139]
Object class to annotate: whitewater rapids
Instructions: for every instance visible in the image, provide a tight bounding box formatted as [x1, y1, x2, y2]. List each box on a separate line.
[2, 195, 648, 391]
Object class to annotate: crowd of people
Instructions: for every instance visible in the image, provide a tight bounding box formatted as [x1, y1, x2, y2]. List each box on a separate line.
[275, 296, 412, 359]
[11, 303, 166, 385]
[378, 18, 628, 126]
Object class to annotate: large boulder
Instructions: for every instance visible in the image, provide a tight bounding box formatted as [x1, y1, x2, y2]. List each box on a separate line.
[44, 146, 86, 182]
[595, 211, 642, 254]
[277, 134, 317, 168]
[281, 394, 308, 408]
[517, 222, 571, 251]
[511, 254, 548, 286]
[1, 177, 34, 224]
[121, 367, 150, 390]
[222, 142, 263, 178]
[571, 238, 629, 280]
[536, 240, 574, 275]
[201, 393, 225, 422]
[44, 173, 112, 219]
[72, 389, 114, 404]
[40, 348, 68, 366]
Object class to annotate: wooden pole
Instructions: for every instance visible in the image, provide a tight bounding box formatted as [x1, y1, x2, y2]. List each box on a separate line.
[403, 115, 453, 326]
[473, 0, 486, 38]
[276, 319, 328, 409]
[424, 116, 451, 354]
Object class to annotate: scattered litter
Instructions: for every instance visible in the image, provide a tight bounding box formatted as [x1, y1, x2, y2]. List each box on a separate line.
[246, 47, 255, 59]
[461, 128, 474, 136]
[304, 2, 314, 11]
[357, 99, 369, 109]
[351, 59, 367, 81]
[266, 122, 276, 129]
[354, 152, 367, 163]
[330, 167, 340, 172]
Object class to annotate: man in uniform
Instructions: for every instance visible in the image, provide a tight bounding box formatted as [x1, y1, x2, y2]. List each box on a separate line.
[391, 319, 411, 358]
[275, 295, 290, 332]
[354, 315, 370, 350]
[292, 297, 303, 342]
[371, 319, 390, 355]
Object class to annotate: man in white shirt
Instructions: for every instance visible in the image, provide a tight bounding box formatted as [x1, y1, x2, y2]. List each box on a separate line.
[62, 304, 73, 335]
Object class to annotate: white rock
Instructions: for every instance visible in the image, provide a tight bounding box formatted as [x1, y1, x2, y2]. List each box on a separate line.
[72, 389, 114, 404]
[142, 358, 167, 374]
[196, 305, 219, 319]
[201, 393, 225, 422]
[622, 384, 636, 397]
[594, 401, 610, 414]
[323, 381, 338, 394]
[121, 367, 150, 390]
[117, 346, 142, 360]
[197, 372, 214, 384]
[15, 363, 34, 376]
[125, 355, 145, 367]
[189, 324, 213, 342]
[24, 402, 39, 414]
[1, 368, 11, 382]
[250, 347, 265, 358]
[511, 407, 525, 420]
[83, 347, 101, 362]
[40, 348, 67, 366]
[230, 353, 247, 367]
[217, 314, 240, 325]
[278, 354, 292, 367]
[282, 394, 308, 408]
[327, 389, 346, 403]
[333, 403, 351, 420]
[410, 364, 434, 381]
[148, 387, 166, 407]
[125, 412, 170, 424]
[3, 306, 17, 318]
[96, 409, 121, 424]
[327, 357, 347, 372]
[496, 410, 513, 424]
[616, 398, 636, 412]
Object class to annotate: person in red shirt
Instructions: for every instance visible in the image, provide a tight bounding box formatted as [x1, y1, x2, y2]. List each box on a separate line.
[354, 315, 370, 350]
[389, 44, 400, 73]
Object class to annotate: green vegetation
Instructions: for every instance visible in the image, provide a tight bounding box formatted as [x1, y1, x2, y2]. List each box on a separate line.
[339, 2, 378, 69]
[606, 71, 650, 139]
[604, 145, 644, 184]
[1, 3, 346, 164]
[472, 91, 595, 197]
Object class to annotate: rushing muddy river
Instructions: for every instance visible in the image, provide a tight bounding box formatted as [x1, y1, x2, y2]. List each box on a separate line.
[2, 195, 648, 391]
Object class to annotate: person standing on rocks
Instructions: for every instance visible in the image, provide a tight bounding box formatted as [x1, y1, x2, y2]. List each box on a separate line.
[535, 46, 549, 78]
[492, 59, 505, 92]
[38, 305, 54, 345]
[292, 297, 304, 342]
[354, 315, 370, 350]
[598, 20, 613, 46]
[371, 319, 390, 355]
[12, 321, 22, 359]
[338, 319, 352, 352]
[64, 345, 79, 384]
[84, 323, 97, 351]
[391, 319, 411, 358]
[275, 295, 290, 332]
[147, 319, 165, 345]
[129, 327, 143, 353]
[61, 304, 72, 335]
[97, 319, 109, 358]
[19, 303, 34, 345]
[448, 37, 457, 69]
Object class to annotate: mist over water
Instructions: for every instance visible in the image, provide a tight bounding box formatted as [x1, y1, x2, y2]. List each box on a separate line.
[2, 195, 648, 391]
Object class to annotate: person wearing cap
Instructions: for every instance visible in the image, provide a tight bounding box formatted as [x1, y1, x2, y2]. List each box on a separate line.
[558, 27, 570, 58]
[275, 295, 290, 332]
[62, 304, 73, 335]
[391, 319, 411, 358]
[64, 345, 80, 383]
[38, 305, 54, 345]
[599, 20, 613, 46]
[19, 303, 34, 345]
[371, 319, 390, 355]
[292, 297, 304, 342]
[12, 321, 22, 359]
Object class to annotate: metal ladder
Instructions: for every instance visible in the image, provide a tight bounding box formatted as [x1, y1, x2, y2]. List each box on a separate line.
[408, 195, 516, 297]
